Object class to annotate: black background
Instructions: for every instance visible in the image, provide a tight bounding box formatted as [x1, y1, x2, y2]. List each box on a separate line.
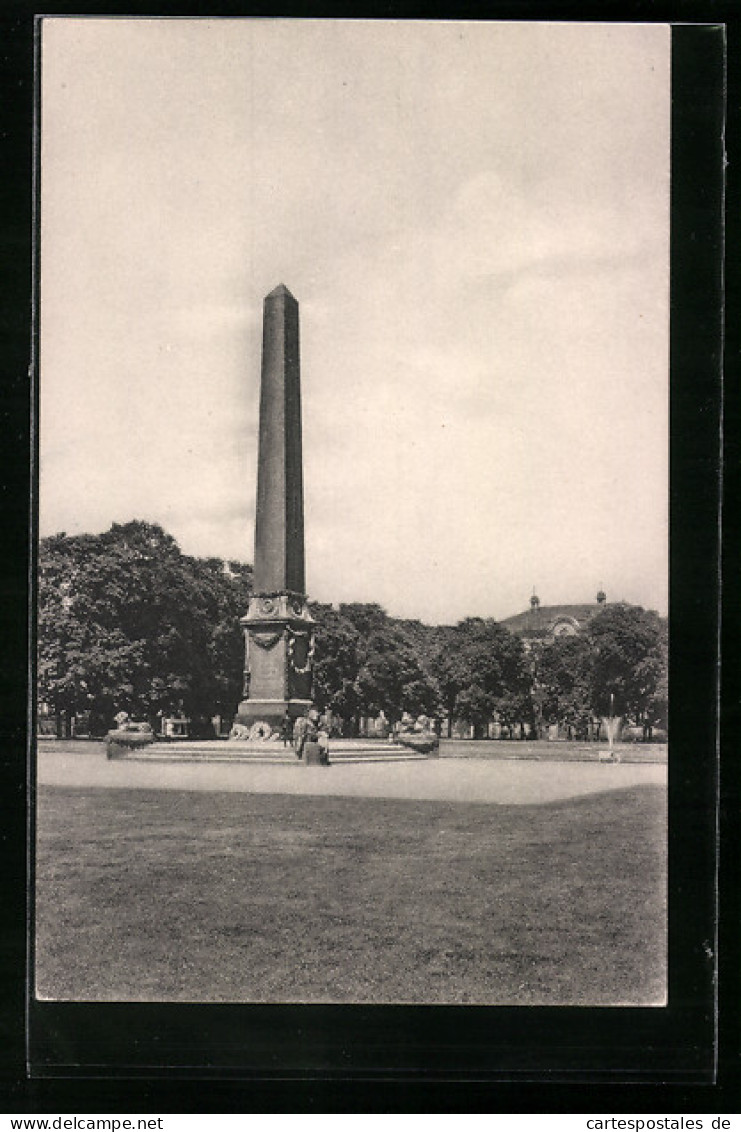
[1, 1, 737, 1114]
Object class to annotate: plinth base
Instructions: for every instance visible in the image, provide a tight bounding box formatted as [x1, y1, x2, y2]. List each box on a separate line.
[234, 698, 312, 735]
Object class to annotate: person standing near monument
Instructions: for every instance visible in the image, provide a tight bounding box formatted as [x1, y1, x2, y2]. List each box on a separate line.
[302, 708, 329, 766]
[317, 709, 331, 761]
[293, 710, 309, 760]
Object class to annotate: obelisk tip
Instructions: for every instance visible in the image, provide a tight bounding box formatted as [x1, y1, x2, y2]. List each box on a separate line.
[266, 283, 297, 302]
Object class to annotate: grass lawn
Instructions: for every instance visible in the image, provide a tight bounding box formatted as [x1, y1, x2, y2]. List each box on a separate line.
[35, 783, 666, 1005]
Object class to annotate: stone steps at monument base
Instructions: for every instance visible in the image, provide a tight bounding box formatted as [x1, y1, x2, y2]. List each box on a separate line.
[116, 740, 428, 765]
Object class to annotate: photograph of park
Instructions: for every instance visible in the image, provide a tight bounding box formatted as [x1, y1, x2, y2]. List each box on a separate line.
[36, 19, 669, 1008]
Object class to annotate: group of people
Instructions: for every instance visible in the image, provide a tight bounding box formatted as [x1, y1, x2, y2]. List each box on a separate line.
[283, 707, 331, 764]
[281, 707, 438, 760]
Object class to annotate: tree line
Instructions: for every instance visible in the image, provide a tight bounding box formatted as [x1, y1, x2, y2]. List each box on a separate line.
[38, 521, 668, 739]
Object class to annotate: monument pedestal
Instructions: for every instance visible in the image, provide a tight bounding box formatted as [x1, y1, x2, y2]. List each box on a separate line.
[234, 697, 313, 734]
[234, 587, 315, 735]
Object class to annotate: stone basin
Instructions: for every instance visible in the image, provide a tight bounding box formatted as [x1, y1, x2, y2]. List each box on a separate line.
[396, 733, 440, 756]
[105, 728, 156, 759]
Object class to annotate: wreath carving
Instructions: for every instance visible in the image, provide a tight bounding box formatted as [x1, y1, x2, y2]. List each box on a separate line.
[229, 723, 251, 741]
[248, 721, 273, 741]
[251, 630, 282, 650]
[287, 629, 315, 674]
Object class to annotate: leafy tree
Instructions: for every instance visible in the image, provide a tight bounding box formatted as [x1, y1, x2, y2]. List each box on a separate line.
[310, 602, 362, 725]
[38, 522, 252, 734]
[534, 634, 594, 738]
[40, 523, 667, 747]
[585, 603, 668, 730]
[336, 602, 389, 639]
[583, 606, 674, 729]
[643, 666, 668, 737]
[354, 622, 439, 721]
[431, 618, 531, 737]
[311, 603, 440, 731]
[529, 606, 668, 738]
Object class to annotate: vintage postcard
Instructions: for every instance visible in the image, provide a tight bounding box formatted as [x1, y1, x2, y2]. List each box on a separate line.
[29, 17, 721, 1083]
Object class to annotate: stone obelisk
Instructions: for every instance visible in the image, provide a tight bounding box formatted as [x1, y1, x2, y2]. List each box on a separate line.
[235, 285, 314, 735]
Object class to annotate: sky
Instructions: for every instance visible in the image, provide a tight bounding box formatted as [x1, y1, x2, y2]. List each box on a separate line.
[40, 19, 670, 625]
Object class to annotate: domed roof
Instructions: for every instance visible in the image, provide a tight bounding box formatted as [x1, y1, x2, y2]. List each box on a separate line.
[500, 599, 608, 640]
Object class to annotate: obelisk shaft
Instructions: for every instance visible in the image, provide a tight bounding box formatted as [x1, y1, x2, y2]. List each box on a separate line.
[235, 285, 314, 733]
[253, 285, 305, 593]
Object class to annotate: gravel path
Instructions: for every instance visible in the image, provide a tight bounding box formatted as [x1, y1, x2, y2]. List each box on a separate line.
[38, 747, 666, 806]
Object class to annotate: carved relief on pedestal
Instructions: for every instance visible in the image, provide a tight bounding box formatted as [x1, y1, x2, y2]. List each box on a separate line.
[251, 629, 283, 650]
[243, 589, 310, 624]
[287, 627, 314, 674]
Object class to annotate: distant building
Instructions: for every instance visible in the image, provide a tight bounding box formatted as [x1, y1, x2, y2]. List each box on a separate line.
[500, 590, 609, 650]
